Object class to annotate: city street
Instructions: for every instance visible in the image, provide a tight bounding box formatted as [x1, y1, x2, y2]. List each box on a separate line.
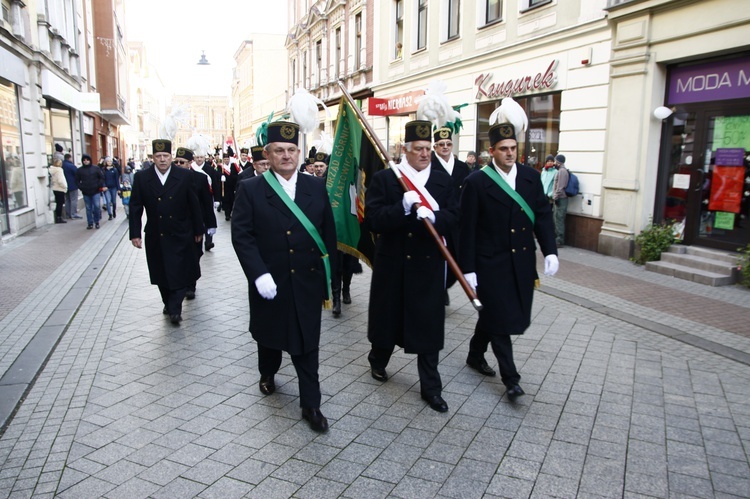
[0, 213, 748, 498]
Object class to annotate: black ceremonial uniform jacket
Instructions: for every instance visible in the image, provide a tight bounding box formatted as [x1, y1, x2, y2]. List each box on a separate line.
[365, 166, 459, 354]
[231, 172, 337, 355]
[129, 166, 204, 289]
[458, 163, 556, 334]
[201, 161, 222, 204]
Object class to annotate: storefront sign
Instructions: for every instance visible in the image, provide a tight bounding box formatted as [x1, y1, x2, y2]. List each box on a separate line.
[474, 60, 558, 100]
[712, 115, 750, 151]
[708, 148, 745, 214]
[368, 90, 424, 116]
[668, 57, 750, 105]
[714, 212, 735, 230]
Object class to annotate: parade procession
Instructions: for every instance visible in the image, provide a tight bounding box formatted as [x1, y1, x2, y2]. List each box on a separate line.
[1, 1, 750, 498]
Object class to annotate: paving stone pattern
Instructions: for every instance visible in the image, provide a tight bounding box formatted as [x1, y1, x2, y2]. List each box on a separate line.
[0, 218, 748, 498]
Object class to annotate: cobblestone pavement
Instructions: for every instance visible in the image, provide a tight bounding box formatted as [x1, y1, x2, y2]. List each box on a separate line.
[0, 214, 748, 498]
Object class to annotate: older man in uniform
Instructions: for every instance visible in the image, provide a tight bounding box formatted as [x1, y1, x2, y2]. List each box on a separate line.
[459, 119, 559, 399]
[235, 145, 268, 190]
[129, 139, 204, 324]
[430, 126, 471, 307]
[365, 120, 459, 413]
[232, 121, 336, 432]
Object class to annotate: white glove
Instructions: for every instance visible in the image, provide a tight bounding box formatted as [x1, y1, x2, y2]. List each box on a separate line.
[402, 191, 420, 213]
[464, 272, 477, 290]
[206, 227, 216, 236]
[221, 175, 226, 182]
[544, 255, 559, 276]
[254, 273, 277, 300]
[416, 206, 435, 224]
[213, 201, 220, 210]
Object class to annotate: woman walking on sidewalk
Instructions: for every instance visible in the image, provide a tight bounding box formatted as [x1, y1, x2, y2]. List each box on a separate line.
[102, 157, 120, 220]
[49, 158, 67, 224]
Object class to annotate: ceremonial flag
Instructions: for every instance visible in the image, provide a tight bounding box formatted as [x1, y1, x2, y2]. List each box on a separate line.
[326, 98, 387, 268]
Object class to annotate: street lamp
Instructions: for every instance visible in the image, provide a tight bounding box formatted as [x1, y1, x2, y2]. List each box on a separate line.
[197, 51, 210, 65]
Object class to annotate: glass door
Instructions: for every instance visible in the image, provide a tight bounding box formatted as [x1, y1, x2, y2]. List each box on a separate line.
[694, 113, 750, 249]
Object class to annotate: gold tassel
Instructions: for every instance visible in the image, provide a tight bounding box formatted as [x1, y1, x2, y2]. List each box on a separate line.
[323, 299, 332, 310]
[534, 279, 541, 289]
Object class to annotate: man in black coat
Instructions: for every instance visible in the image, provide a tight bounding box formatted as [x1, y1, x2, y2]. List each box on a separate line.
[129, 139, 204, 325]
[196, 150, 222, 247]
[231, 122, 336, 433]
[365, 120, 459, 413]
[430, 126, 471, 306]
[222, 148, 242, 220]
[174, 147, 216, 299]
[235, 146, 269, 191]
[458, 120, 559, 400]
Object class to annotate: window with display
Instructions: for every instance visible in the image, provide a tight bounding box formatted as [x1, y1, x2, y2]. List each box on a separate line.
[0, 78, 24, 233]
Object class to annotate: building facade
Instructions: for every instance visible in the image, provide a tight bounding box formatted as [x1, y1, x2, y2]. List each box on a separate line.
[171, 95, 232, 153]
[0, 0, 130, 241]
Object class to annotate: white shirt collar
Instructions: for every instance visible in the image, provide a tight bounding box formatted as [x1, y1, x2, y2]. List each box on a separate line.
[493, 160, 517, 190]
[436, 154, 455, 175]
[273, 169, 298, 200]
[155, 166, 171, 185]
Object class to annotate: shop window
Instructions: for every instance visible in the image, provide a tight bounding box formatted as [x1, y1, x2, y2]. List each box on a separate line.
[386, 114, 415, 162]
[476, 92, 561, 171]
[0, 79, 24, 233]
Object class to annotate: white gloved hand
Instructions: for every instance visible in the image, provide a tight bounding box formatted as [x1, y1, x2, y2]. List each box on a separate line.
[206, 227, 216, 236]
[402, 190, 421, 213]
[464, 272, 477, 291]
[416, 206, 435, 224]
[254, 273, 277, 300]
[544, 254, 559, 276]
[213, 201, 220, 210]
[221, 175, 226, 182]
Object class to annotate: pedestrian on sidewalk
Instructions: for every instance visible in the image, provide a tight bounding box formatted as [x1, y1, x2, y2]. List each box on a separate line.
[102, 157, 120, 220]
[552, 154, 570, 246]
[365, 120, 459, 414]
[459, 99, 559, 401]
[74, 154, 104, 229]
[62, 153, 81, 219]
[129, 139, 204, 325]
[49, 158, 67, 224]
[231, 121, 337, 433]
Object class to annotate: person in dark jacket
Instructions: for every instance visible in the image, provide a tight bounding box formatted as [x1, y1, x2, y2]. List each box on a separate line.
[174, 147, 215, 298]
[365, 120, 459, 413]
[458, 116, 559, 401]
[430, 127, 471, 306]
[74, 154, 104, 229]
[231, 122, 336, 433]
[102, 157, 120, 220]
[129, 139, 204, 325]
[62, 154, 81, 219]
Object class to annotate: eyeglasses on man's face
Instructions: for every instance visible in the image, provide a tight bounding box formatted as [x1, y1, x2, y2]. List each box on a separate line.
[174, 159, 188, 165]
[436, 141, 453, 148]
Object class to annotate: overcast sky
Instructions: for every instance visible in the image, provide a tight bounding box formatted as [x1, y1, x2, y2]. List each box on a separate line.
[124, 1, 289, 96]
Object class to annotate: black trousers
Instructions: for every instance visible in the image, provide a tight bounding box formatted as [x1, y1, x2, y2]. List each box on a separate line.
[368, 346, 442, 398]
[257, 343, 321, 409]
[54, 191, 65, 219]
[467, 324, 520, 387]
[158, 286, 188, 316]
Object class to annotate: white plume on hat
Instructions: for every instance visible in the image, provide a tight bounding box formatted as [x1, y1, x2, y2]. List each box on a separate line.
[311, 131, 333, 155]
[159, 105, 189, 141]
[416, 80, 460, 129]
[287, 88, 328, 134]
[488, 97, 528, 135]
[185, 133, 211, 157]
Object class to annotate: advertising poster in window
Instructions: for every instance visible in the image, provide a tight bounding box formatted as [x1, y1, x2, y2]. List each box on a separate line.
[708, 148, 745, 214]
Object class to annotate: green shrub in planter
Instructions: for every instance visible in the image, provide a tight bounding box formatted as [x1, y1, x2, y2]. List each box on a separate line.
[737, 244, 750, 288]
[633, 220, 675, 265]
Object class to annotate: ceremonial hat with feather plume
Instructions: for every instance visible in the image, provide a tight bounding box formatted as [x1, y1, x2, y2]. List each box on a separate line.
[487, 97, 528, 146]
[416, 80, 465, 139]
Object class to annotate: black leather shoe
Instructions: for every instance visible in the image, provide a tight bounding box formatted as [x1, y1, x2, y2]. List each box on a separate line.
[466, 358, 496, 376]
[506, 384, 525, 400]
[259, 375, 275, 395]
[205, 243, 215, 251]
[186, 290, 196, 300]
[302, 408, 328, 432]
[332, 297, 341, 317]
[162, 307, 168, 315]
[342, 289, 352, 304]
[371, 368, 388, 382]
[169, 314, 182, 324]
[422, 394, 449, 413]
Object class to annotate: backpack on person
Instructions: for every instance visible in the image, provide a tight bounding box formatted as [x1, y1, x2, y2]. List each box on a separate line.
[565, 170, 580, 197]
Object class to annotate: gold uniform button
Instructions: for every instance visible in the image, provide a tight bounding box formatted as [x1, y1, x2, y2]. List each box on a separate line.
[523, 247, 527, 251]
[406, 255, 412, 260]
[157, 197, 161, 201]
[289, 249, 294, 254]
[511, 229, 515, 233]
[407, 233, 413, 238]
[512, 249, 516, 253]
[286, 230, 292, 235]
[291, 269, 296, 274]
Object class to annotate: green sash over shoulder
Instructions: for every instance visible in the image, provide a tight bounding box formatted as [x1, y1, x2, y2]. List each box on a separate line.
[481, 166, 535, 226]
[263, 170, 332, 308]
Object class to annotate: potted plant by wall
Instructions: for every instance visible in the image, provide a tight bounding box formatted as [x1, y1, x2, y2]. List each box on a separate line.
[632, 220, 676, 265]
[737, 244, 750, 289]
